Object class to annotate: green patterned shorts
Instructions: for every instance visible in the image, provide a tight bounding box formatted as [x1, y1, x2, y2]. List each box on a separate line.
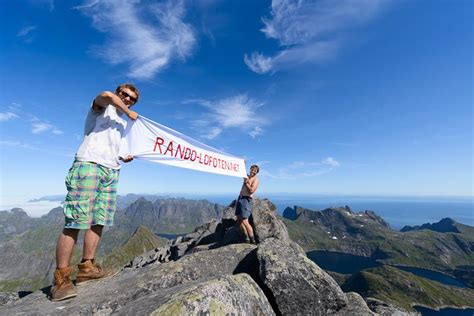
[63, 160, 120, 229]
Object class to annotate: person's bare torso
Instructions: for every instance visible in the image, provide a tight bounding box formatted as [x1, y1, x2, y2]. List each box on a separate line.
[240, 175, 259, 197]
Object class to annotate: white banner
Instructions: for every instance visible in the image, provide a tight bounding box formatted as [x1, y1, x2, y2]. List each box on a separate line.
[119, 116, 247, 178]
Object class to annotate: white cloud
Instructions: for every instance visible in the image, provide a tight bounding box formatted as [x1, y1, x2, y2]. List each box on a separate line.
[8, 103, 23, 111]
[0, 140, 74, 157]
[322, 157, 340, 167]
[17, 25, 37, 37]
[0, 140, 39, 151]
[246, 0, 387, 74]
[0, 197, 61, 218]
[262, 157, 340, 179]
[76, 0, 196, 80]
[31, 120, 63, 135]
[188, 94, 267, 139]
[249, 127, 264, 138]
[244, 52, 274, 74]
[0, 112, 19, 122]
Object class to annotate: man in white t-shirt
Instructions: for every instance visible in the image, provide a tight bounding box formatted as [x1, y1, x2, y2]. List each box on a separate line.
[50, 84, 139, 301]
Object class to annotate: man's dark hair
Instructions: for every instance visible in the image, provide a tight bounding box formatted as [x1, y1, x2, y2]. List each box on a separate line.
[251, 164, 260, 173]
[115, 83, 140, 102]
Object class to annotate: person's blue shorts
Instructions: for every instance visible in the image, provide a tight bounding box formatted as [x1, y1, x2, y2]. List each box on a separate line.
[235, 196, 252, 218]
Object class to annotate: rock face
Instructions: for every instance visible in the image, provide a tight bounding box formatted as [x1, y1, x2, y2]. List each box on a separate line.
[365, 298, 419, 316]
[1, 198, 397, 315]
[127, 274, 276, 316]
[257, 238, 347, 315]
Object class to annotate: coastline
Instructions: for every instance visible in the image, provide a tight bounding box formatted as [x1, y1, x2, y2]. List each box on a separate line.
[412, 303, 474, 312]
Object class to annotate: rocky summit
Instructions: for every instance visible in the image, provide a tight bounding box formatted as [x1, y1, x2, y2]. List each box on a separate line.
[0, 199, 414, 315]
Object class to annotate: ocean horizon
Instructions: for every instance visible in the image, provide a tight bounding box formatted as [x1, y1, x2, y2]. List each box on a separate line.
[198, 194, 474, 230]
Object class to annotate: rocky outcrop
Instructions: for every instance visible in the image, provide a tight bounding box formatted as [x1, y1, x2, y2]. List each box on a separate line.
[0, 292, 19, 307]
[1, 198, 395, 315]
[257, 237, 348, 315]
[365, 298, 419, 316]
[126, 274, 275, 316]
[337, 292, 376, 315]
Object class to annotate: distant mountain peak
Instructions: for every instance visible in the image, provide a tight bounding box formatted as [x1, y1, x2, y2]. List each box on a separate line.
[400, 217, 460, 233]
[283, 205, 389, 228]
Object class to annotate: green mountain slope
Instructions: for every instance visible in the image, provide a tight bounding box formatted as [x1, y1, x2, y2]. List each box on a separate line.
[103, 225, 168, 269]
[342, 265, 474, 311]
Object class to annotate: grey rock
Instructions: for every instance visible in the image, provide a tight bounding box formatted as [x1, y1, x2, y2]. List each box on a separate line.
[365, 297, 420, 316]
[221, 225, 245, 246]
[0, 292, 19, 306]
[256, 237, 348, 315]
[0, 244, 257, 315]
[119, 274, 275, 316]
[127, 219, 222, 269]
[251, 199, 290, 243]
[333, 292, 375, 315]
[125, 242, 172, 268]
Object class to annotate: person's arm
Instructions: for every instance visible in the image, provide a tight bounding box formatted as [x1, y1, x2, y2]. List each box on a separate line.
[92, 91, 138, 120]
[245, 177, 259, 194]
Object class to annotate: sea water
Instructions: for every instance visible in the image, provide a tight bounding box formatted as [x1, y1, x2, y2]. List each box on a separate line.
[202, 194, 473, 230]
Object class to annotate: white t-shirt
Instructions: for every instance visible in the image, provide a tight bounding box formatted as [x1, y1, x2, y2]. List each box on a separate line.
[75, 104, 127, 169]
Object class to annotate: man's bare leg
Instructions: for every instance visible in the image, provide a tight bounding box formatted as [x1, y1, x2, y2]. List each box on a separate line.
[56, 228, 79, 269]
[242, 218, 255, 242]
[83, 225, 103, 260]
[236, 216, 249, 240]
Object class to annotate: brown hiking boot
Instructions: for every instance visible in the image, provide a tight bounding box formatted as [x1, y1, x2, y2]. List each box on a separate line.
[76, 259, 119, 286]
[50, 267, 77, 301]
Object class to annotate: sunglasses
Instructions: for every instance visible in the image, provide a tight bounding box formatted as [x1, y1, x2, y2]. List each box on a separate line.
[118, 90, 137, 103]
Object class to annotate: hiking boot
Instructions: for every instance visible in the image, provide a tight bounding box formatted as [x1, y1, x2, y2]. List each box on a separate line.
[76, 259, 119, 286]
[249, 236, 256, 244]
[50, 267, 77, 301]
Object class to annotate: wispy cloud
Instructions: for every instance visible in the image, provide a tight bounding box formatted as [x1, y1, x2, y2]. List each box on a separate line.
[30, 118, 63, 135]
[17, 25, 37, 37]
[261, 157, 340, 179]
[0, 140, 74, 157]
[76, 0, 196, 80]
[245, 0, 387, 74]
[1, 103, 63, 135]
[185, 94, 267, 139]
[0, 140, 40, 151]
[27, 0, 55, 12]
[0, 112, 19, 122]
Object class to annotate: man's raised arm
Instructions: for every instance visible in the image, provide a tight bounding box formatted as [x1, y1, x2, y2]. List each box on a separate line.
[92, 91, 138, 120]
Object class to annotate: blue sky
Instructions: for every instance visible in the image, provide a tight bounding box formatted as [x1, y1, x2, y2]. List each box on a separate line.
[0, 0, 472, 207]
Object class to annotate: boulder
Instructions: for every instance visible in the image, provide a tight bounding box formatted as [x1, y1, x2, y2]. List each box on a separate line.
[256, 237, 348, 315]
[365, 297, 420, 316]
[0, 292, 19, 307]
[333, 292, 375, 315]
[251, 199, 291, 243]
[120, 274, 275, 315]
